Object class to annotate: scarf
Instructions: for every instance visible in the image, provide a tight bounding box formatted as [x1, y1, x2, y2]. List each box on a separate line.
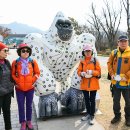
[0, 59, 6, 71]
[20, 57, 29, 75]
[0, 59, 5, 64]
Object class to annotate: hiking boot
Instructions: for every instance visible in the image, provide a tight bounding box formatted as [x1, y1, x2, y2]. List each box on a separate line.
[20, 121, 26, 130]
[81, 114, 90, 121]
[26, 121, 34, 130]
[126, 120, 130, 127]
[89, 116, 95, 125]
[111, 116, 121, 124]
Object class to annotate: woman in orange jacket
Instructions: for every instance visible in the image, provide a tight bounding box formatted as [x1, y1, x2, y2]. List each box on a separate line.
[12, 43, 40, 130]
[77, 44, 101, 125]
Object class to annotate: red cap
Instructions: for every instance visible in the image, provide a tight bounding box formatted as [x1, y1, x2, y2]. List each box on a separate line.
[17, 43, 32, 56]
[0, 42, 8, 50]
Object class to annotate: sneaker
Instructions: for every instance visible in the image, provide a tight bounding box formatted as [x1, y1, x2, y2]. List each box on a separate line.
[26, 121, 34, 130]
[89, 116, 95, 125]
[81, 114, 90, 121]
[111, 116, 121, 124]
[20, 122, 26, 130]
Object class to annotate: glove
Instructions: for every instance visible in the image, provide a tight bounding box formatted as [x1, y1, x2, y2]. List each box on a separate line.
[121, 77, 127, 81]
[114, 75, 121, 81]
[111, 74, 115, 80]
[85, 74, 92, 78]
[81, 72, 86, 77]
[86, 70, 93, 75]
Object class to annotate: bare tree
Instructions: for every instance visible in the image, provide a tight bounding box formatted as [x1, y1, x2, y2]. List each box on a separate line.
[87, 0, 122, 50]
[0, 26, 11, 39]
[121, 0, 130, 39]
[68, 17, 83, 35]
[87, 3, 104, 51]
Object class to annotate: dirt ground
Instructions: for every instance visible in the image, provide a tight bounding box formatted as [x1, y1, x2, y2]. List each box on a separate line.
[96, 66, 130, 130]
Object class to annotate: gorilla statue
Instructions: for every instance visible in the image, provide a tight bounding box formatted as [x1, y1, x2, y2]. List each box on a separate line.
[24, 11, 100, 119]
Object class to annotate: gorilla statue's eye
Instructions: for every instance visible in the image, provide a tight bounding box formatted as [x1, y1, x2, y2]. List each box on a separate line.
[56, 19, 72, 29]
[59, 23, 63, 27]
[64, 23, 69, 27]
[57, 19, 64, 25]
[65, 20, 71, 26]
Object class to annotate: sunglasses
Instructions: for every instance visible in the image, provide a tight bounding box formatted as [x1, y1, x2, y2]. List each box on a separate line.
[21, 49, 30, 53]
[1, 49, 9, 53]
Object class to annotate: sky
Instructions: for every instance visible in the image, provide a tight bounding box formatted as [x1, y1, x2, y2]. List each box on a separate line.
[0, 0, 127, 31]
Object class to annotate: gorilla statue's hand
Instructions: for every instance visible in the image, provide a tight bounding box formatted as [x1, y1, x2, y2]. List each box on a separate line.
[60, 87, 85, 112]
[38, 92, 59, 119]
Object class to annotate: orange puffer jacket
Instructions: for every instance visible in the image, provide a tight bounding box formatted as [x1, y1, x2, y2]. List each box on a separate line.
[77, 57, 101, 91]
[107, 47, 130, 88]
[12, 58, 40, 91]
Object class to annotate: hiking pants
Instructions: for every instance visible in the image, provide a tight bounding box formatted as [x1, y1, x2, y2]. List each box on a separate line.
[16, 89, 34, 123]
[113, 86, 130, 120]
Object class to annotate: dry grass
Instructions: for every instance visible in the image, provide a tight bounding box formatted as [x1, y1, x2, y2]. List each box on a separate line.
[96, 66, 130, 130]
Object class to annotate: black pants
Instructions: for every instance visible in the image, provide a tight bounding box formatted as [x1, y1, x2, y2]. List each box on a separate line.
[0, 93, 12, 130]
[82, 90, 97, 116]
[113, 86, 130, 120]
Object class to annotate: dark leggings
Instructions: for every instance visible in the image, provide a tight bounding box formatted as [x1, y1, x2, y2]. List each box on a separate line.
[82, 90, 97, 116]
[0, 93, 12, 130]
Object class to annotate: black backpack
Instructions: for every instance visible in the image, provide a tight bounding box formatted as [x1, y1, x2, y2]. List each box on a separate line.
[107, 49, 117, 80]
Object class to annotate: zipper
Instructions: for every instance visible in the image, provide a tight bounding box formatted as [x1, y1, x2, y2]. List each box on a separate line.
[88, 79, 91, 88]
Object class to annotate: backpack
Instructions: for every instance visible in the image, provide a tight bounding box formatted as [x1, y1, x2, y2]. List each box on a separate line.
[15, 58, 34, 76]
[81, 57, 101, 79]
[107, 49, 117, 80]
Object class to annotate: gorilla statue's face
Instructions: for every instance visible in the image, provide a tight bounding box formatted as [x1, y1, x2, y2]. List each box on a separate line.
[55, 19, 73, 41]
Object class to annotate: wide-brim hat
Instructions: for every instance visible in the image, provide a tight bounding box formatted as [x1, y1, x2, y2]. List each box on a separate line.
[17, 43, 32, 56]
